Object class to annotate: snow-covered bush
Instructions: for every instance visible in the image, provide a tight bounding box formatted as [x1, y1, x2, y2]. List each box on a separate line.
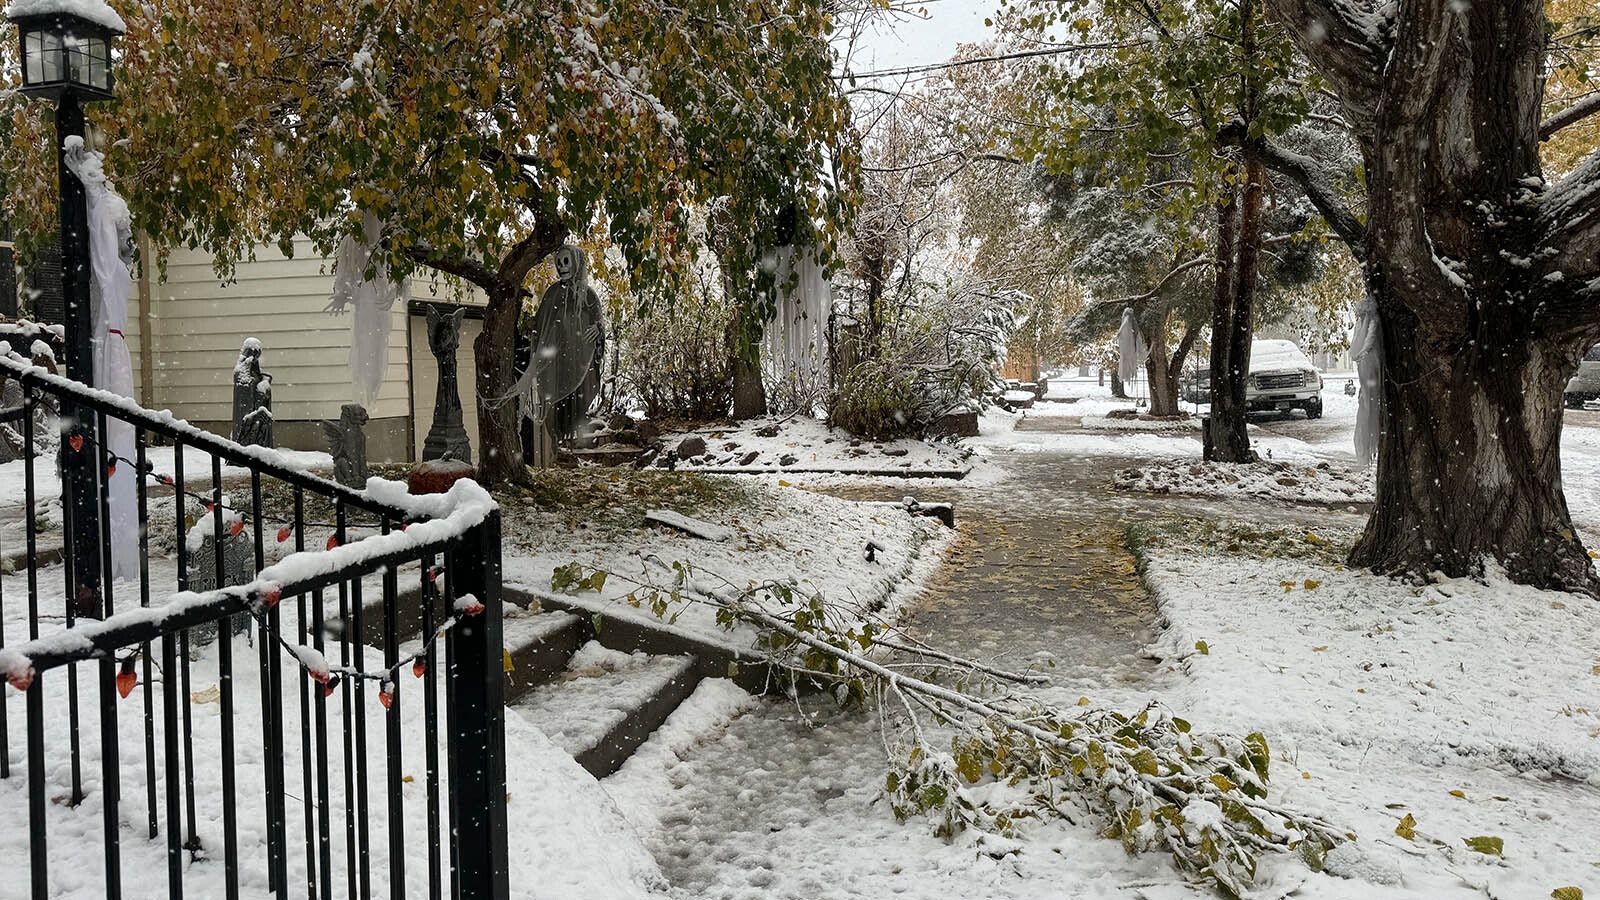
[830, 278, 1012, 438]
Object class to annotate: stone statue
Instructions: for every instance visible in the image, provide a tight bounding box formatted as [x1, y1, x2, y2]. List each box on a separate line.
[518, 245, 605, 443]
[422, 305, 472, 463]
[322, 403, 370, 489]
[232, 338, 274, 447]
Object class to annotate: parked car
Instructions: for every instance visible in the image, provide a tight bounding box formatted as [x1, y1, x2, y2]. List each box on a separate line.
[1247, 340, 1323, 418]
[1178, 340, 1324, 418]
[1566, 343, 1600, 408]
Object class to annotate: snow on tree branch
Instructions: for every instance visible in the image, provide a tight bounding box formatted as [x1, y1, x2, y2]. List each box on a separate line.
[1540, 149, 1600, 293]
[1262, 0, 1387, 121]
[1541, 92, 1600, 142]
[1234, 132, 1368, 250]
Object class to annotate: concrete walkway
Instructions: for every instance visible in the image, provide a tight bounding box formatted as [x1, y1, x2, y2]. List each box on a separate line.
[634, 410, 1368, 898]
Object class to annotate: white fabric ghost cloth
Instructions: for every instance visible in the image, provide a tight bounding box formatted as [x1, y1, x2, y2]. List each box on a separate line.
[761, 245, 831, 404]
[1351, 294, 1384, 467]
[329, 211, 406, 406]
[63, 137, 139, 582]
[1116, 307, 1149, 385]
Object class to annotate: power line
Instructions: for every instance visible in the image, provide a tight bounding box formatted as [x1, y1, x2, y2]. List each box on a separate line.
[837, 41, 1138, 80]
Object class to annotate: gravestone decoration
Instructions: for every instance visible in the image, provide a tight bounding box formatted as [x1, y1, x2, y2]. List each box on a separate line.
[323, 403, 370, 489]
[516, 244, 605, 445]
[0, 375, 21, 463]
[421, 305, 472, 463]
[187, 505, 253, 638]
[232, 338, 274, 447]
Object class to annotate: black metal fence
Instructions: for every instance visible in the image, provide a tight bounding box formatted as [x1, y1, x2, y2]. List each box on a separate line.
[0, 351, 509, 899]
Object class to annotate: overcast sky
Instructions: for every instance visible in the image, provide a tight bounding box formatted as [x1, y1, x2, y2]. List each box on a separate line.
[848, 0, 1001, 73]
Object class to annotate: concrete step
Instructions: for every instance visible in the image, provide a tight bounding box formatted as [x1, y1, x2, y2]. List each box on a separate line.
[501, 608, 585, 703]
[512, 642, 702, 778]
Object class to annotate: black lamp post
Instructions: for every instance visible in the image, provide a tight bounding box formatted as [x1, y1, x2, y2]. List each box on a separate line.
[9, 7, 122, 619]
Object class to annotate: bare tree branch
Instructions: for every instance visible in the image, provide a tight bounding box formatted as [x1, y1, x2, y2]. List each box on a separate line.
[406, 245, 503, 294]
[839, 41, 1148, 80]
[1107, 255, 1212, 307]
[1541, 92, 1600, 141]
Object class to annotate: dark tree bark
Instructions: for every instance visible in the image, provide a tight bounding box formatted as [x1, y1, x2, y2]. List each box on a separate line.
[1147, 321, 1200, 418]
[1204, 186, 1254, 461]
[727, 305, 768, 420]
[1110, 369, 1126, 399]
[1265, 0, 1600, 592]
[1146, 326, 1179, 417]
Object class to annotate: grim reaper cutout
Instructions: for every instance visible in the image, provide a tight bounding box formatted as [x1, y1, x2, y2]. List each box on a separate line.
[513, 245, 605, 442]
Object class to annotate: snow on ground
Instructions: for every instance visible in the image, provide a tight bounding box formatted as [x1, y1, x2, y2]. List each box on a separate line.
[1113, 459, 1373, 506]
[0, 569, 666, 899]
[656, 415, 972, 477]
[0, 444, 335, 516]
[976, 427, 1202, 459]
[1079, 413, 1201, 433]
[502, 472, 954, 651]
[1137, 532, 1600, 899]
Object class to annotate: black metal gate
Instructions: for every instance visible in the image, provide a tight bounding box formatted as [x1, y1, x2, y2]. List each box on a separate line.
[0, 352, 509, 899]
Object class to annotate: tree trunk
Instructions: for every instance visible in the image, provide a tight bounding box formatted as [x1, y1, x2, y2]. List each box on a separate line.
[1110, 369, 1125, 399]
[1145, 311, 1179, 416]
[1150, 322, 1199, 418]
[727, 304, 767, 420]
[474, 285, 528, 486]
[1257, 0, 1600, 592]
[1351, 304, 1593, 591]
[1204, 187, 1253, 461]
[463, 215, 567, 486]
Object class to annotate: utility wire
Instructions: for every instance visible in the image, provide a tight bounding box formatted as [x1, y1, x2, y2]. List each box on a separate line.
[837, 41, 1140, 80]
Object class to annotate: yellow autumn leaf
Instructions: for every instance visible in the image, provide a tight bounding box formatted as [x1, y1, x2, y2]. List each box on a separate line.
[1312, 646, 1328, 652]
[1304, 579, 1322, 590]
[1449, 789, 1466, 798]
[1279, 581, 1295, 593]
[1394, 813, 1417, 840]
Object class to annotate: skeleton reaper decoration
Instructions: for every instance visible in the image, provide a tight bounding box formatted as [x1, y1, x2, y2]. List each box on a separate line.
[514, 245, 605, 441]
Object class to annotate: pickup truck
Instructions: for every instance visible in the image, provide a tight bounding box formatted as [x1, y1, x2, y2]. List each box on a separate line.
[1180, 340, 1324, 419]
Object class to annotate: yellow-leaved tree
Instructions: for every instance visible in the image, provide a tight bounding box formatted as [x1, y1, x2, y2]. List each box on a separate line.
[1, 0, 856, 485]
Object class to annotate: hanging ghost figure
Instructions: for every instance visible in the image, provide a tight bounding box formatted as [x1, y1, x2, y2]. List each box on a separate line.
[63, 137, 139, 581]
[1116, 307, 1149, 385]
[327, 211, 407, 407]
[1350, 294, 1384, 467]
[513, 245, 605, 443]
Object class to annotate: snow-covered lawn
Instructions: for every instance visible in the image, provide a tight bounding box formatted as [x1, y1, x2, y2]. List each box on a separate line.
[1135, 520, 1600, 899]
[499, 468, 953, 649]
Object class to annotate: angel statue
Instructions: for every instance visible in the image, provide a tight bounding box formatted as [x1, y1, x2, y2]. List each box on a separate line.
[322, 403, 370, 489]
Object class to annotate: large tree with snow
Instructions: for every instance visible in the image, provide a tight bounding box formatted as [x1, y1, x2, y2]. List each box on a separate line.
[1259, 0, 1600, 591]
[1, 0, 853, 486]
